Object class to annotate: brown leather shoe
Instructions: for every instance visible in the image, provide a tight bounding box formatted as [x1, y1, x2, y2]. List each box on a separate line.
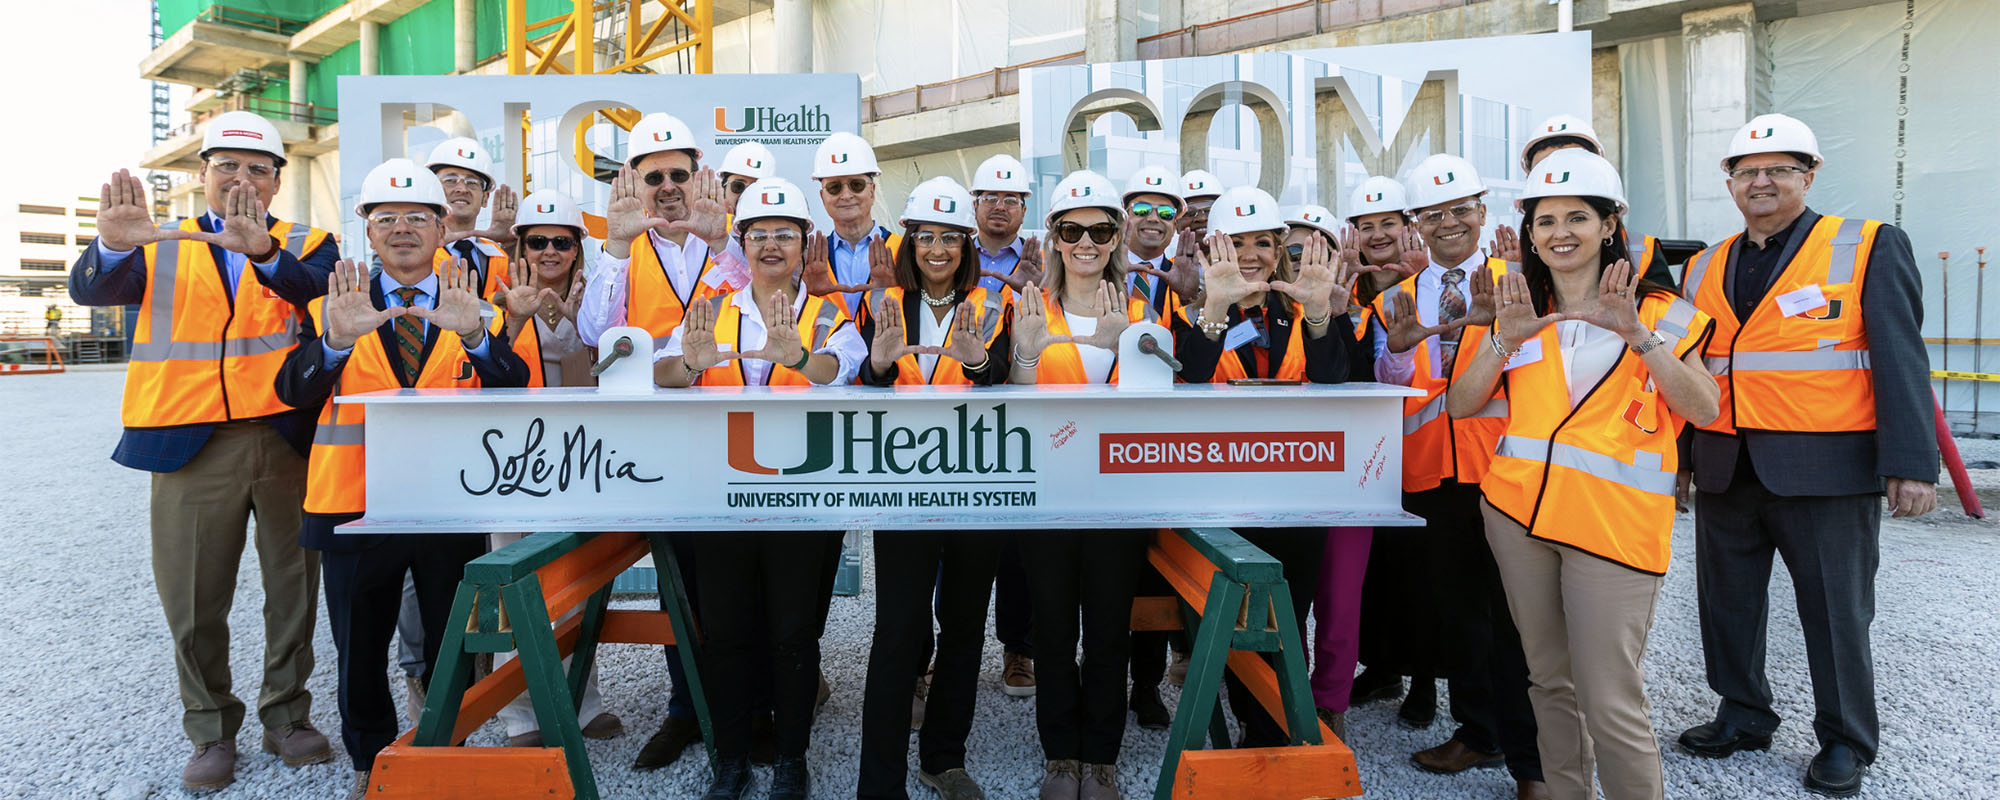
[1316, 708, 1347, 741]
[1517, 778, 1551, 799]
[631, 716, 701, 770]
[1166, 650, 1190, 687]
[918, 767, 989, 800]
[402, 674, 427, 724]
[508, 730, 544, 747]
[348, 769, 370, 800]
[261, 722, 334, 766]
[581, 712, 623, 739]
[1002, 652, 1037, 697]
[181, 740, 236, 791]
[1040, 759, 1081, 800]
[1078, 762, 1121, 800]
[1411, 737, 1505, 774]
[911, 667, 932, 729]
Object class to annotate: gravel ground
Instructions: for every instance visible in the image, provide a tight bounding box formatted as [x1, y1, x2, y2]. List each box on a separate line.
[3, 369, 1996, 799]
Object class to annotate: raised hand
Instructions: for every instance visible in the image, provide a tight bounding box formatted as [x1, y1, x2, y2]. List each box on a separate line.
[1556, 258, 1646, 339]
[868, 294, 926, 373]
[492, 253, 543, 328]
[1339, 225, 1372, 274]
[186, 182, 276, 256]
[1011, 282, 1071, 358]
[1396, 225, 1429, 277]
[406, 257, 488, 346]
[1382, 290, 1468, 354]
[939, 300, 989, 366]
[1070, 280, 1130, 350]
[863, 238, 897, 290]
[739, 290, 807, 366]
[1270, 231, 1343, 321]
[1131, 245, 1203, 304]
[322, 258, 408, 351]
[1173, 228, 1201, 264]
[666, 167, 729, 249]
[1495, 271, 1564, 348]
[1462, 264, 1498, 327]
[96, 169, 189, 252]
[800, 232, 875, 296]
[487, 184, 518, 242]
[605, 166, 670, 253]
[680, 297, 732, 372]
[1487, 224, 1522, 264]
[982, 235, 1046, 291]
[540, 267, 587, 324]
[1198, 232, 1268, 314]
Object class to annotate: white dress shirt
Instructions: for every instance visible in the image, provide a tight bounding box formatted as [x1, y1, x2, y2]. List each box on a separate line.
[916, 302, 956, 381]
[1555, 320, 1623, 408]
[1061, 312, 1117, 384]
[577, 230, 716, 344]
[656, 287, 866, 386]
[1373, 250, 1485, 385]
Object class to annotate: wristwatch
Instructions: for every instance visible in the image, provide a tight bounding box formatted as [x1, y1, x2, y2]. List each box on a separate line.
[1628, 330, 1666, 355]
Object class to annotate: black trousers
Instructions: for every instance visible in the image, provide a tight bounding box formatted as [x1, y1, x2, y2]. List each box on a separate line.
[858, 531, 1003, 798]
[657, 533, 772, 721]
[1696, 477, 1881, 761]
[992, 534, 1035, 658]
[1412, 481, 1542, 781]
[1357, 527, 1438, 678]
[320, 532, 485, 770]
[1020, 530, 1148, 764]
[1222, 527, 1325, 746]
[689, 531, 842, 760]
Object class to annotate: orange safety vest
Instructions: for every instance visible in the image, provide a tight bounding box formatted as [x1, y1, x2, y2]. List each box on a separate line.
[694, 291, 850, 386]
[861, 286, 1010, 386]
[1681, 216, 1879, 436]
[1628, 234, 1658, 277]
[1035, 292, 1156, 385]
[302, 291, 488, 515]
[122, 219, 329, 429]
[1480, 294, 1711, 575]
[627, 233, 733, 351]
[1210, 302, 1308, 382]
[435, 237, 508, 299]
[1368, 258, 1511, 491]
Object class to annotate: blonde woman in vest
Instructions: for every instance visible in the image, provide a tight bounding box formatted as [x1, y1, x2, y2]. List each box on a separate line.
[854, 176, 1012, 800]
[653, 177, 865, 800]
[495, 190, 593, 388]
[1445, 150, 1718, 800]
[1009, 170, 1156, 800]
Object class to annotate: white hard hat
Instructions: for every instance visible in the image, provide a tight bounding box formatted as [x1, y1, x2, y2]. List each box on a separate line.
[1285, 205, 1340, 241]
[1345, 175, 1408, 221]
[1208, 186, 1285, 237]
[900, 177, 977, 231]
[1043, 170, 1123, 226]
[1516, 149, 1628, 213]
[1403, 153, 1487, 212]
[970, 154, 1032, 194]
[201, 110, 286, 166]
[733, 177, 814, 234]
[1520, 114, 1602, 172]
[626, 112, 702, 168]
[719, 141, 776, 180]
[425, 136, 495, 187]
[1121, 166, 1184, 210]
[353, 158, 448, 216]
[1722, 113, 1823, 172]
[1179, 169, 1223, 200]
[812, 132, 881, 178]
[512, 190, 587, 236]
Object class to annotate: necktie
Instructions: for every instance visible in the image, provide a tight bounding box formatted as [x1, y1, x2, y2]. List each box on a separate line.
[1132, 271, 1154, 306]
[393, 287, 425, 384]
[1438, 268, 1467, 373]
[455, 241, 481, 291]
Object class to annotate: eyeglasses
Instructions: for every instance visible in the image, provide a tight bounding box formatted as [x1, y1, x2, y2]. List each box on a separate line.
[1728, 165, 1809, 181]
[206, 158, 275, 180]
[436, 174, 486, 189]
[1128, 201, 1178, 221]
[975, 193, 1024, 209]
[524, 235, 576, 252]
[643, 169, 693, 187]
[1415, 201, 1483, 226]
[742, 230, 802, 247]
[1052, 221, 1119, 245]
[366, 211, 438, 228]
[911, 231, 967, 248]
[1284, 243, 1304, 261]
[822, 178, 872, 196]
[725, 179, 751, 196]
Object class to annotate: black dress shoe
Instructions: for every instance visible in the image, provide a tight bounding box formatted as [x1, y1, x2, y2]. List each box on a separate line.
[1131, 687, 1172, 730]
[699, 757, 752, 800]
[632, 716, 703, 770]
[1804, 742, 1866, 797]
[1675, 719, 1773, 759]
[1397, 679, 1437, 729]
[1349, 668, 1404, 706]
[769, 755, 811, 800]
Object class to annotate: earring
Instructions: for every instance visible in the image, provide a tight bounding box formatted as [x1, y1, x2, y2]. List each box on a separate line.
[1528, 244, 1538, 255]
[1603, 237, 1614, 247]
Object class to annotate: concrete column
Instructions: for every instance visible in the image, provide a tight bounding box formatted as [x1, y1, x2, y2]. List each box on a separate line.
[359, 20, 381, 76]
[1681, 3, 1761, 239]
[773, 0, 813, 73]
[287, 58, 308, 107]
[284, 155, 312, 223]
[1085, 0, 1139, 63]
[1590, 47, 1620, 168]
[455, 0, 476, 73]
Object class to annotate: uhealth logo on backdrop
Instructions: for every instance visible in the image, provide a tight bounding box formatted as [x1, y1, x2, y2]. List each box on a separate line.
[713, 104, 833, 146]
[726, 405, 1034, 476]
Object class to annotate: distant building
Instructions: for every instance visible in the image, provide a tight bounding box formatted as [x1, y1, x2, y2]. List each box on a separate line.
[0, 196, 99, 337]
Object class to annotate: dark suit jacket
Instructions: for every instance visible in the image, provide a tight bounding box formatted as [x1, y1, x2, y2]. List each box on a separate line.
[1175, 297, 1351, 384]
[1691, 208, 1939, 496]
[275, 274, 532, 551]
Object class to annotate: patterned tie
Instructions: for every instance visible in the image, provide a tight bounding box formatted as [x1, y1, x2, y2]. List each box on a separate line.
[1132, 271, 1153, 307]
[393, 287, 425, 384]
[1437, 268, 1467, 373]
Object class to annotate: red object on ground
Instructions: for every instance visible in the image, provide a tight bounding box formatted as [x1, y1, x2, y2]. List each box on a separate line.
[1935, 392, 1984, 519]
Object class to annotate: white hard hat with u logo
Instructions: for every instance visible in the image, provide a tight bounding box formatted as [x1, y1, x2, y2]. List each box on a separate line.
[900, 177, 977, 230]
[734, 177, 815, 233]
[627, 112, 703, 167]
[1208, 186, 1284, 237]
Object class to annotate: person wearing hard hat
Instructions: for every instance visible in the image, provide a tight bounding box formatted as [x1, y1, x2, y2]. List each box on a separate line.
[655, 177, 864, 800]
[1445, 149, 1720, 800]
[800, 131, 902, 318]
[426, 136, 517, 296]
[1371, 153, 1546, 799]
[491, 190, 595, 387]
[718, 141, 777, 220]
[577, 112, 734, 357]
[273, 159, 530, 800]
[1176, 169, 1223, 236]
[67, 109, 339, 791]
[1673, 113, 1935, 798]
[854, 177, 1011, 800]
[1520, 115, 1677, 290]
[1009, 170, 1162, 800]
[1121, 165, 1199, 320]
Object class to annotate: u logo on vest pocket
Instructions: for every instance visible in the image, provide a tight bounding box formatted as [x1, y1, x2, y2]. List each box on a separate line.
[1801, 298, 1844, 321]
[1621, 398, 1659, 434]
[455, 362, 474, 381]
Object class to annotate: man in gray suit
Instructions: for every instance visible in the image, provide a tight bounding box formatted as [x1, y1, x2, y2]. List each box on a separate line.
[1673, 113, 1937, 798]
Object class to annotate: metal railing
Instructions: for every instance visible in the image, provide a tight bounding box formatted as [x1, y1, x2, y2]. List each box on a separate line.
[192, 3, 310, 37]
[862, 51, 1085, 123]
[1137, 0, 1465, 60]
[160, 94, 338, 143]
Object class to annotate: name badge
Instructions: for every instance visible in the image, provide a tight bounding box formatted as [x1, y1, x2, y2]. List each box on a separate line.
[1775, 284, 1829, 318]
[1505, 337, 1544, 370]
[1223, 320, 1261, 351]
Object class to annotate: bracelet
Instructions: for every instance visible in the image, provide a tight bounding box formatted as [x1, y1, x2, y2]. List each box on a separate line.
[963, 353, 991, 372]
[1302, 312, 1332, 327]
[787, 347, 815, 371]
[683, 359, 704, 379]
[1489, 329, 1517, 358]
[1628, 330, 1666, 355]
[1014, 354, 1040, 369]
[252, 235, 281, 263]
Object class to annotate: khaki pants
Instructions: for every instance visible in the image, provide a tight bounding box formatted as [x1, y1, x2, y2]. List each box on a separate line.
[1481, 500, 1665, 800]
[151, 422, 317, 745]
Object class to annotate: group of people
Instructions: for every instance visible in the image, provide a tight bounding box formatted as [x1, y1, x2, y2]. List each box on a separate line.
[70, 104, 1936, 800]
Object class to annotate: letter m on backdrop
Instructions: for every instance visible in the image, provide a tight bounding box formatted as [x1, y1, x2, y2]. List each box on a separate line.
[1313, 71, 1460, 218]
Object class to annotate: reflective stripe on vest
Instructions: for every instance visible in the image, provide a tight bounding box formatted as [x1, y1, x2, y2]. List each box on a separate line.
[1371, 259, 1510, 491]
[1494, 435, 1674, 496]
[313, 421, 366, 446]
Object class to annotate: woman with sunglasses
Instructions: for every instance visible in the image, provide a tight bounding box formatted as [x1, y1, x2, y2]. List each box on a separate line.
[653, 177, 867, 800]
[1009, 170, 1160, 800]
[494, 190, 593, 387]
[1446, 150, 1716, 800]
[851, 177, 1011, 800]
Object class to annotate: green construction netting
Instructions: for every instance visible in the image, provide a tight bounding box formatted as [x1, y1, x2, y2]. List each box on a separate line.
[158, 1, 347, 38]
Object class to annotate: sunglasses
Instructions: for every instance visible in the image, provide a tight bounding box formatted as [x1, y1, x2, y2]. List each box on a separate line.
[643, 169, 692, 187]
[1052, 221, 1120, 245]
[822, 178, 872, 196]
[911, 231, 967, 248]
[1128, 201, 1178, 221]
[524, 235, 576, 252]
[725, 179, 751, 195]
[1285, 243, 1304, 261]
